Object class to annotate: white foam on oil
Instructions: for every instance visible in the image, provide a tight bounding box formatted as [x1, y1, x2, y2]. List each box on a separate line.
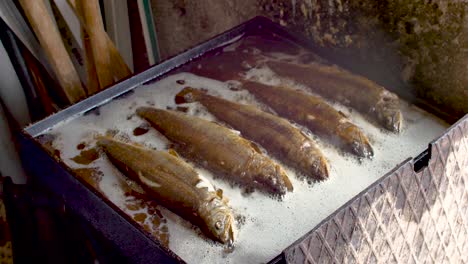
[43, 70, 448, 264]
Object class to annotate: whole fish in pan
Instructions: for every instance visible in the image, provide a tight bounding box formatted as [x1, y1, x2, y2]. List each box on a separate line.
[175, 87, 329, 181]
[97, 138, 235, 244]
[136, 107, 293, 196]
[265, 60, 402, 132]
[243, 81, 374, 158]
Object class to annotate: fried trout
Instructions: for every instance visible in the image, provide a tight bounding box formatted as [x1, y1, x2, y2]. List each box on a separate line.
[175, 87, 329, 180]
[136, 107, 293, 196]
[243, 81, 374, 158]
[97, 138, 235, 244]
[265, 60, 402, 132]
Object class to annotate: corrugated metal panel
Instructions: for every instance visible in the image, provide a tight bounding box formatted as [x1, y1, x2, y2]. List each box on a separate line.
[284, 115, 468, 264]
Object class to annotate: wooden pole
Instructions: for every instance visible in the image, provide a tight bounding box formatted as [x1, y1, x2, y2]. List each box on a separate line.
[73, 0, 100, 94]
[18, 0, 86, 103]
[79, 0, 114, 89]
[69, 0, 131, 88]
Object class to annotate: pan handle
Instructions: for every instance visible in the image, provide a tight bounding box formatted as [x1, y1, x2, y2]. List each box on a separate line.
[412, 143, 432, 173]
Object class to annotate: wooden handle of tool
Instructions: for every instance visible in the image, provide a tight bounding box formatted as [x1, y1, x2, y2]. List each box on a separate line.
[72, 0, 100, 94]
[78, 0, 114, 89]
[18, 0, 86, 104]
[106, 34, 132, 80]
[69, 0, 131, 86]
[22, 47, 57, 115]
[82, 30, 101, 94]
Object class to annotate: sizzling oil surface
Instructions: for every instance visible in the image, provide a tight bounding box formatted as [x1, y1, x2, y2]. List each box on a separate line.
[39, 69, 447, 263]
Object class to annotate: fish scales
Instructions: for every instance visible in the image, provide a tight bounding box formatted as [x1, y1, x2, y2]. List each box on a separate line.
[98, 138, 235, 244]
[136, 107, 293, 196]
[243, 81, 374, 158]
[176, 87, 329, 180]
[265, 60, 402, 132]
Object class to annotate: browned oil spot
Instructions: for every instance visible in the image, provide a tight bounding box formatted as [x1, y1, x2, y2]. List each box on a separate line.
[151, 215, 161, 227]
[126, 203, 140, 211]
[120, 179, 169, 247]
[71, 148, 99, 165]
[73, 168, 103, 190]
[159, 233, 169, 247]
[176, 79, 185, 85]
[36, 134, 61, 159]
[133, 125, 149, 136]
[160, 225, 169, 233]
[134, 213, 147, 223]
[77, 142, 86, 150]
[53, 149, 61, 159]
[147, 201, 159, 214]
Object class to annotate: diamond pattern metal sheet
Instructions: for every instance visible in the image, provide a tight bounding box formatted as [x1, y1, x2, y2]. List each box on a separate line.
[284, 115, 468, 264]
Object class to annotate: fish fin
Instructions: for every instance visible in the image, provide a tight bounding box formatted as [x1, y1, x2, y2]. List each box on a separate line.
[298, 129, 313, 140]
[210, 120, 227, 127]
[120, 175, 146, 195]
[338, 110, 348, 118]
[175, 87, 201, 104]
[216, 188, 223, 198]
[168, 148, 179, 157]
[216, 188, 230, 203]
[249, 141, 263, 154]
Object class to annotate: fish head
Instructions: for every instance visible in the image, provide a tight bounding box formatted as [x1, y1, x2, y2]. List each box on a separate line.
[339, 123, 374, 158]
[310, 155, 330, 181]
[379, 106, 402, 133]
[250, 164, 294, 196]
[201, 198, 235, 245]
[376, 92, 403, 132]
[298, 143, 330, 181]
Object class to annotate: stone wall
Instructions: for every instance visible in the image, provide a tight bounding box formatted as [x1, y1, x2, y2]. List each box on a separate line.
[151, 0, 467, 121]
[151, 0, 257, 59]
[259, 0, 468, 121]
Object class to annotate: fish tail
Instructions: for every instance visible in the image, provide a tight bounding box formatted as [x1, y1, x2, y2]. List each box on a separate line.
[95, 134, 118, 149]
[96, 131, 134, 146]
[275, 164, 293, 192]
[315, 156, 330, 180]
[175, 87, 201, 104]
[96, 136, 109, 148]
[136, 107, 151, 118]
[283, 171, 294, 192]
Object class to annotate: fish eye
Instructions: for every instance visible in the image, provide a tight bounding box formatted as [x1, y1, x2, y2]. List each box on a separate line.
[215, 221, 223, 230]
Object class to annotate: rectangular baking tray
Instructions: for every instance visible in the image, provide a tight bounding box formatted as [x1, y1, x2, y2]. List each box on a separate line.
[19, 16, 467, 263]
